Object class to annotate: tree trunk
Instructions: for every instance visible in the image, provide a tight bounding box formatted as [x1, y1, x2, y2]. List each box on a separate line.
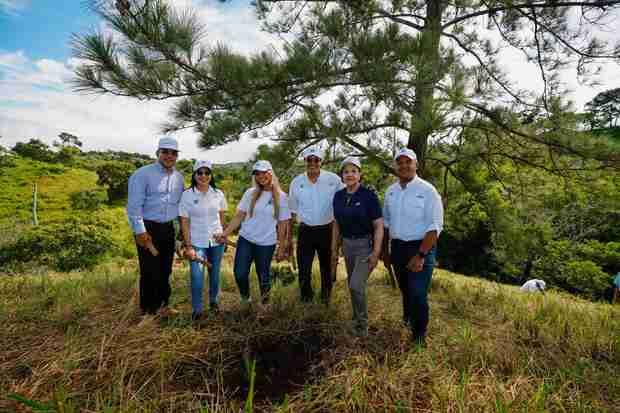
[408, 1, 444, 175]
[32, 182, 39, 226]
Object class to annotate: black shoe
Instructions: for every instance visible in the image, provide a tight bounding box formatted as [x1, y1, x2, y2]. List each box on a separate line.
[209, 303, 220, 312]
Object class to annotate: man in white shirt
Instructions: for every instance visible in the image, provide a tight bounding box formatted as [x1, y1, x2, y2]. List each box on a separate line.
[289, 147, 344, 303]
[383, 148, 444, 346]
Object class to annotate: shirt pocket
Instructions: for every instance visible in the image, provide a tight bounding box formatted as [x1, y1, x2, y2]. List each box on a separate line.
[297, 187, 313, 215]
[403, 194, 425, 224]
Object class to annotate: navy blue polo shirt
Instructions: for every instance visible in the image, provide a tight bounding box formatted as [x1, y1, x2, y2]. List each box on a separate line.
[333, 185, 382, 238]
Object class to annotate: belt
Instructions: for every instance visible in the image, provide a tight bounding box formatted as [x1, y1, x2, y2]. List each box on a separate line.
[144, 219, 174, 226]
[344, 234, 372, 240]
[299, 222, 331, 229]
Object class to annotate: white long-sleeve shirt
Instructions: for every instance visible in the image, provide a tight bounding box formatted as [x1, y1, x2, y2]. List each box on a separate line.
[383, 176, 443, 241]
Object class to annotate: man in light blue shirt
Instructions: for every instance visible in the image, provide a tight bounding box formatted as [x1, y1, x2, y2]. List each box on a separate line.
[127, 136, 184, 315]
[613, 272, 620, 304]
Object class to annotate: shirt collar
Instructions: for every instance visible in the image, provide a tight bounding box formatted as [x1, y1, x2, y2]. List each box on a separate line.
[399, 175, 419, 189]
[155, 161, 175, 174]
[305, 169, 322, 182]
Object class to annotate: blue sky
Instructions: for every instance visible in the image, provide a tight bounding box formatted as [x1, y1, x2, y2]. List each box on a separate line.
[0, 0, 272, 161]
[0, 1, 99, 61]
[1, 1, 619, 162]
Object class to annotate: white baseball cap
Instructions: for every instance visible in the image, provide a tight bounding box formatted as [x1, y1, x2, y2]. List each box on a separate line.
[302, 147, 322, 160]
[158, 136, 179, 151]
[193, 159, 213, 172]
[394, 148, 417, 161]
[340, 156, 361, 170]
[252, 160, 273, 173]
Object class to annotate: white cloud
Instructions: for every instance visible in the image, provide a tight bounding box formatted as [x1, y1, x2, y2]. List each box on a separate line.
[0, 1, 281, 163]
[0, 0, 28, 15]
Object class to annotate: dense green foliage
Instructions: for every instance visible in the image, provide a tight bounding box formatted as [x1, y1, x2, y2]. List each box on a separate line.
[585, 88, 620, 129]
[0, 216, 115, 271]
[70, 189, 108, 210]
[95, 161, 136, 202]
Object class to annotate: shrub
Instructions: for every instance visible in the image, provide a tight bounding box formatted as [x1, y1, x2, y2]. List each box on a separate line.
[70, 189, 108, 210]
[95, 161, 135, 202]
[12, 139, 56, 162]
[532, 239, 616, 299]
[0, 217, 116, 271]
[564, 261, 610, 299]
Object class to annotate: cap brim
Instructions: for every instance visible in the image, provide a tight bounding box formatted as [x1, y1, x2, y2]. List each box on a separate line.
[395, 155, 415, 161]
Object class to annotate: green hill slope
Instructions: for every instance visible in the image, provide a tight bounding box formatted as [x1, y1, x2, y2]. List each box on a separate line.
[0, 157, 134, 268]
[0, 157, 99, 226]
[1, 262, 618, 412]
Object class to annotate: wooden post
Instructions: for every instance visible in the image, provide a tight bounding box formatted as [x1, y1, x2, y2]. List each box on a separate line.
[32, 182, 38, 226]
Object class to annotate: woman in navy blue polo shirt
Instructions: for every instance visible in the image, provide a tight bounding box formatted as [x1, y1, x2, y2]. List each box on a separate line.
[331, 156, 384, 337]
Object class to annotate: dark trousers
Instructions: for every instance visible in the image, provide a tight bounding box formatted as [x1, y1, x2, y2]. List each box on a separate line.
[233, 236, 276, 303]
[391, 239, 436, 341]
[136, 220, 175, 314]
[297, 223, 333, 302]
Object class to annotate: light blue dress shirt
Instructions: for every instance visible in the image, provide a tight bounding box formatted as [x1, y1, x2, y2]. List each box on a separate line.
[126, 162, 184, 234]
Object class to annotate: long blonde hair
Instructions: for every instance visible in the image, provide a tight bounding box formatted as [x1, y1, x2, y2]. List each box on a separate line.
[249, 170, 282, 219]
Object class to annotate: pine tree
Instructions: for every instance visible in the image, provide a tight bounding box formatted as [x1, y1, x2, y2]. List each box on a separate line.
[72, 0, 620, 174]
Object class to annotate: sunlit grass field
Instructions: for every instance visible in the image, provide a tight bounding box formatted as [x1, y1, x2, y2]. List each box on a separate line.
[1, 255, 618, 412]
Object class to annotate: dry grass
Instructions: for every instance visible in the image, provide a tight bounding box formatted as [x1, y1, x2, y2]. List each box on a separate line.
[1, 257, 619, 412]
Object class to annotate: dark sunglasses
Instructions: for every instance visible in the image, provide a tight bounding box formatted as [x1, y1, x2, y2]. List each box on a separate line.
[195, 169, 211, 176]
[305, 157, 321, 164]
[160, 149, 178, 156]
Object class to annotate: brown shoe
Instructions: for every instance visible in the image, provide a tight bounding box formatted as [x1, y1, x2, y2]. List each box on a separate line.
[158, 307, 179, 318]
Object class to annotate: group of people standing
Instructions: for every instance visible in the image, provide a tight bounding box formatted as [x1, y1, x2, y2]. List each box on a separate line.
[127, 136, 443, 345]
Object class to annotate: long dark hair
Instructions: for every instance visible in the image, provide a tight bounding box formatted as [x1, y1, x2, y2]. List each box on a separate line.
[190, 168, 217, 192]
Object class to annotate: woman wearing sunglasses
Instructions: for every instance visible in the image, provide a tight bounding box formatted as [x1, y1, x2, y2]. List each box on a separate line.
[331, 156, 384, 337]
[179, 160, 228, 321]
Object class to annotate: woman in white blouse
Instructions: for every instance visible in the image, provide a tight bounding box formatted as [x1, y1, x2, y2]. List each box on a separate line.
[179, 160, 228, 320]
[215, 160, 290, 304]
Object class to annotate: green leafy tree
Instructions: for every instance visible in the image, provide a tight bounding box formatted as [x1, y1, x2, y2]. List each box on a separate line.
[95, 161, 136, 201]
[12, 139, 56, 162]
[53, 132, 83, 149]
[584, 87, 620, 129]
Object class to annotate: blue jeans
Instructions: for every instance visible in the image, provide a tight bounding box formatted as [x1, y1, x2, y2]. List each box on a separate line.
[189, 244, 225, 313]
[391, 239, 437, 341]
[234, 236, 276, 302]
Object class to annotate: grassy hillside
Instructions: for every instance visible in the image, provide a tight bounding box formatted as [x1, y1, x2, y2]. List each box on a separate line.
[1, 259, 618, 412]
[0, 157, 135, 270]
[0, 157, 99, 226]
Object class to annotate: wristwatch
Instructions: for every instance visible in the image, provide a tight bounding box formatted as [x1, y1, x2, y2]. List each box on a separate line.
[416, 250, 428, 259]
